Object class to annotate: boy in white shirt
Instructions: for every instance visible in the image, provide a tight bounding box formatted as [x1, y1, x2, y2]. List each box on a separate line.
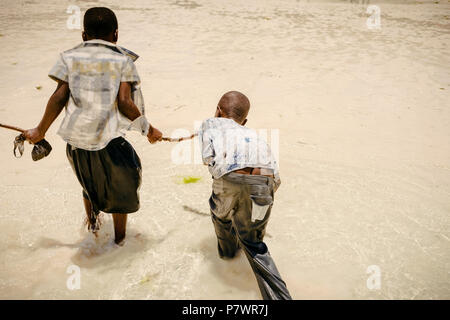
[199, 91, 291, 300]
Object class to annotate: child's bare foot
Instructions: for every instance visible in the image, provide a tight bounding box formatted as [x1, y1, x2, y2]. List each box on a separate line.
[83, 198, 101, 236]
[84, 213, 102, 236]
[114, 236, 126, 246]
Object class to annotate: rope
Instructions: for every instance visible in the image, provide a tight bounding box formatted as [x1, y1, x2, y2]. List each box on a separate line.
[1, 123, 198, 143]
[161, 133, 198, 142]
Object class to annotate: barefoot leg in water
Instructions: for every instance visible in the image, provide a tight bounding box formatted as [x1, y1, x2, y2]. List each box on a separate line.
[112, 214, 127, 245]
[83, 197, 100, 236]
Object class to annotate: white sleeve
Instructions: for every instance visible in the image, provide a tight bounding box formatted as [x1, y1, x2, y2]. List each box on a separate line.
[199, 120, 215, 166]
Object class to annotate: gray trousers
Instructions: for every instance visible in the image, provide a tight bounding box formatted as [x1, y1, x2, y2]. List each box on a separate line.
[209, 172, 292, 300]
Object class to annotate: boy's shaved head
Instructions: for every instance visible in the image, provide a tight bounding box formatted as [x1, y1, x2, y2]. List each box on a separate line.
[83, 7, 118, 39]
[218, 91, 250, 124]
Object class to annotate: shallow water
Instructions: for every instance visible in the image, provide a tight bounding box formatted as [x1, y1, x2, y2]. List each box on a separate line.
[0, 0, 449, 299]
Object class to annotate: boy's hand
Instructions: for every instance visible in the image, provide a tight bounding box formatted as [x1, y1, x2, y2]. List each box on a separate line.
[147, 125, 162, 144]
[23, 127, 45, 144]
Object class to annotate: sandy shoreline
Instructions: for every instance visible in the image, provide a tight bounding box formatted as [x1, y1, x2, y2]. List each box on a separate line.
[0, 0, 449, 299]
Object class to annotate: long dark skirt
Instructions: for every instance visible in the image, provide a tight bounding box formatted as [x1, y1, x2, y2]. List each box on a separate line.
[66, 137, 142, 214]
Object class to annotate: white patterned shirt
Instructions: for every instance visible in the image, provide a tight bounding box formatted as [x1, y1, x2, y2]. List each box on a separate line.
[49, 39, 149, 151]
[199, 117, 281, 189]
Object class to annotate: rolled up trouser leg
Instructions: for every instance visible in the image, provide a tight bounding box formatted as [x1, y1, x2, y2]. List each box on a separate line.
[223, 173, 292, 300]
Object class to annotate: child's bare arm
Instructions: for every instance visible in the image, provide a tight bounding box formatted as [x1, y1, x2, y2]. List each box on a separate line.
[118, 82, 162, 143]
[117, 82, 142, 121]
[23, 81, 70, 143]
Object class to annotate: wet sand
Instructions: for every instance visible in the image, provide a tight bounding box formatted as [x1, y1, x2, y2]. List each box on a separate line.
[0, 0, 449, 299]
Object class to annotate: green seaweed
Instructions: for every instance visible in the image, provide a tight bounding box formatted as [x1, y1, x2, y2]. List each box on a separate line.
[139, 272, 160, 285]
[182, 176, 201, 184]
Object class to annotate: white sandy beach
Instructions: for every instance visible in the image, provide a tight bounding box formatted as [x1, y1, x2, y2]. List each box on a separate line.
[0, 0, 449, 299]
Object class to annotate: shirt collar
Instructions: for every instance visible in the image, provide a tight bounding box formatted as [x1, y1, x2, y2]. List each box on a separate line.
[212, 117, 243, 126]
[79, 39, 140, 62]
